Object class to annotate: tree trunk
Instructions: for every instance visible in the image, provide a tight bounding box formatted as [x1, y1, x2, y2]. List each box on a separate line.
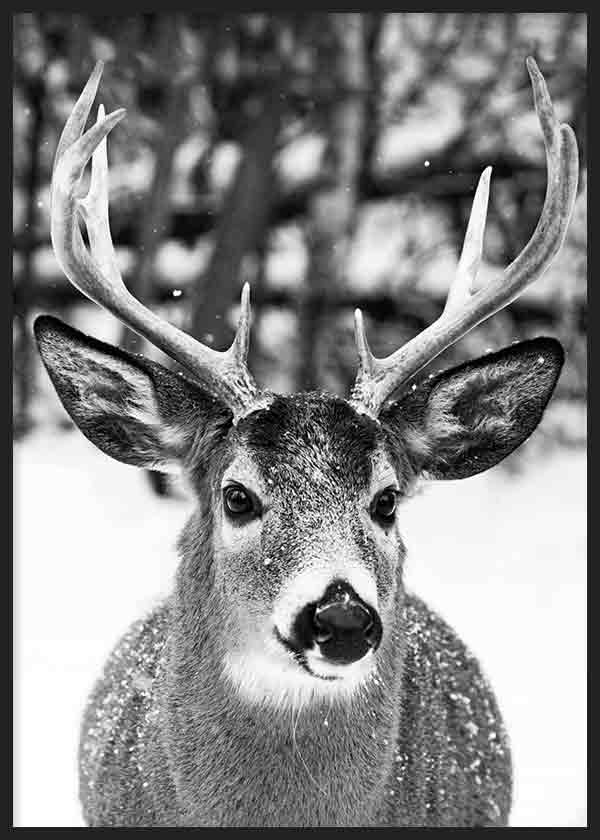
[14, 75, 45, 439]
[190, 82, 284, 356]
[299, 14, 367, 391]
[120, 16, 191, 356]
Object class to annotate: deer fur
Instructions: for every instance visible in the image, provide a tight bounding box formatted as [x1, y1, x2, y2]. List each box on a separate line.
[35, 317, 564, 827]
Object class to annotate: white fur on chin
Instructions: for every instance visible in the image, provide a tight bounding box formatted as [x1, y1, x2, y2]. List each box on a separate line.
[223, 632, 376, 710]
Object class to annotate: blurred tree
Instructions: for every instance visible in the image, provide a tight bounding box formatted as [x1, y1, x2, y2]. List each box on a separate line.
[299, 14, 367, 391]
[13, 15, 48, 439]
[12, 12, 587, 475]
[119, 14, 198, 356]
[190, 17, 286, 362]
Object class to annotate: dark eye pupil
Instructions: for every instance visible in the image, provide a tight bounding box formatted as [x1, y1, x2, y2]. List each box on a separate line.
[376, 491, 396, 519]
[225, 488, 252, 515]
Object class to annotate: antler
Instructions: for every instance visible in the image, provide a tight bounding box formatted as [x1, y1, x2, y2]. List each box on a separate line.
[51, 61, 261, 420]
[350, 57, 579, 418]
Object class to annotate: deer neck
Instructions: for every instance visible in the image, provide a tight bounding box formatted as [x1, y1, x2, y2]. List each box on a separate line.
[162, 550, 407, 826]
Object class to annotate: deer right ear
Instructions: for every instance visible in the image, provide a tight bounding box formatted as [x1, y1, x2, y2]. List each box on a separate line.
[380, 337, 564, 480]
[34, 315, 231, 471]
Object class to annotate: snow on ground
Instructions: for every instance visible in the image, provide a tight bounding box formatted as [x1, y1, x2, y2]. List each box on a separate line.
[13, 429, 586, 827]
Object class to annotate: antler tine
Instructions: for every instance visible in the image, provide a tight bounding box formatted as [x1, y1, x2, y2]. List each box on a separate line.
[350, 57, 579, 418]
[446, 166, 491, 307]
[53, 59, 105, 173]
[51, 62, 261, 420]
[77, 104, 122, 285]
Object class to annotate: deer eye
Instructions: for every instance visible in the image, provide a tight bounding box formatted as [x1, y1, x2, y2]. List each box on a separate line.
[372, 488, 398, 525]
[223, 485, 256, 520]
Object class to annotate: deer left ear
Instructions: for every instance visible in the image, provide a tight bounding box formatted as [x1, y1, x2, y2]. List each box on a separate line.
[381, 337, 564, 480]
[33, 315, 231, 472]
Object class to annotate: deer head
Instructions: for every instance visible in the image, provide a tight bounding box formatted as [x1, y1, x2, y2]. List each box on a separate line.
[35, 58, 577, 708]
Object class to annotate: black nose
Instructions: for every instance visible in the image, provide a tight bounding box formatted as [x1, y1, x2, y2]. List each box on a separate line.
[311, 581, 382, 665]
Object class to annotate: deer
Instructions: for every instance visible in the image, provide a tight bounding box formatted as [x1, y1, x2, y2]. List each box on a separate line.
[33, 56, 578, 827]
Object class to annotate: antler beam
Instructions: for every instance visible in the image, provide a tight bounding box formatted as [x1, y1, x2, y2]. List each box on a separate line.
[350, 57, 579, 417]
[51, 61, 260, 420]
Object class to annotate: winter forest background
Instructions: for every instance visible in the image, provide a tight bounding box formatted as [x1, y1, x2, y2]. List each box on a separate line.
[13, 13, 587, 827]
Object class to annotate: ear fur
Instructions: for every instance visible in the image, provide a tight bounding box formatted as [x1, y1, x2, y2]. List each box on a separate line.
[33, 315, 231, 471]
[381, 337, 564, 480]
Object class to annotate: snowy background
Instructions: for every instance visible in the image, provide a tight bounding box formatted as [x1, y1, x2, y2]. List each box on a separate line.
[13, 13, 586, 828]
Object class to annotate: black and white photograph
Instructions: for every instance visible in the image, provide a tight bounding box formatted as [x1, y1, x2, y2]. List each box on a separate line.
[12, 12, 587, 828]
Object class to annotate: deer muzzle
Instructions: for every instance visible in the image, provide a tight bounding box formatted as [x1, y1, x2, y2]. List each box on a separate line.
[294, 580, 382, 666]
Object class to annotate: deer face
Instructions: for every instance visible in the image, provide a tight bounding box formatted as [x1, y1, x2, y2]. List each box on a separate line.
[35, 317, 564, 707]
[202, 393, 414, 704]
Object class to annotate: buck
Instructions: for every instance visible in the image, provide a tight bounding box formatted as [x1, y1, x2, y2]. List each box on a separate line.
[34, 57, 578, 827]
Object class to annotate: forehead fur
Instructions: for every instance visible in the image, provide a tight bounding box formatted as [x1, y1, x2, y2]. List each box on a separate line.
[234, 393, 381, 492]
